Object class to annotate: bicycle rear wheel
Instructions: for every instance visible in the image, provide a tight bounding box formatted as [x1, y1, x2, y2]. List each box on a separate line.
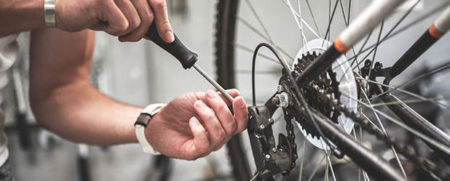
[215, 0, 450, 180]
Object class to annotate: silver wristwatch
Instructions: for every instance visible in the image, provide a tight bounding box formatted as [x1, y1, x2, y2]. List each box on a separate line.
[44, 0, 56, 27]
[134, 104, 165, 154]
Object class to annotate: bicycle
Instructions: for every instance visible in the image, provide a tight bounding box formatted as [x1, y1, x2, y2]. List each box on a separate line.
[214, 0, 450, 180]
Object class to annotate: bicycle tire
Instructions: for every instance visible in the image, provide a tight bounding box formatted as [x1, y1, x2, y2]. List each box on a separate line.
[214, 1, 252, 180]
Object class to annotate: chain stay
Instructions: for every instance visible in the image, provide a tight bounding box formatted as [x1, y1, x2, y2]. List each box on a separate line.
[311, 85, 449, 180]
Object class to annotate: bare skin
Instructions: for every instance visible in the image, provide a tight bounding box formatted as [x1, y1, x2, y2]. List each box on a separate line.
[29, 29, 248, 160]
[0, 0, 173, 42]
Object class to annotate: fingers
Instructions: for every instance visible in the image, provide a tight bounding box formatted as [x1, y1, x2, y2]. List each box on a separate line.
[102, 1, 129, 36]
[205, 90, 237, 136]
[188, 117, 210, 158]
[218, 89, 240, 105]
[232, 96, 249, 134]
[149, 0, 174, 43]
[113, 0, 140, 37]
[194, 100, 226, 151]
[119, 0, 154, 41]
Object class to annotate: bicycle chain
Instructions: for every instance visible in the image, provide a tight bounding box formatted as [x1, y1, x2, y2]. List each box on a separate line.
[308, 84, 449, 180]
[283, 110, 298, 171]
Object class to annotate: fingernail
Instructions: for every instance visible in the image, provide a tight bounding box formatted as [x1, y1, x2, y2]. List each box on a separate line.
[165, 30, 174, 43]
[206, 90, 216, 99]
[195, 100, 205, 108]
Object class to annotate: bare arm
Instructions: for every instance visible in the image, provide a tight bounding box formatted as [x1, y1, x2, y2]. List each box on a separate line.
[0, 0, 173, 42]
[29, 29, 139, 145]
[0, 0, 45, 37]
[29, 29, 248, 159]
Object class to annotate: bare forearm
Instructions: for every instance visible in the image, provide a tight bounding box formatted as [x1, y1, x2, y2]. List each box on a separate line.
[29, 29, 140, 145]
[0, 0, 45, 36]
[31, 81, 140, 145]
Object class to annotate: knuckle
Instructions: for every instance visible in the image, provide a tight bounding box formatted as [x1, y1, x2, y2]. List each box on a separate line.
[142, 11, 154, 25]
[152, 0, 166, 9]
[219, 105, 230, 115]
[204, 112, 216, 121]
[129, 19, 141, 30]
[117, 22, 129, 33]
[217, 130, 226, 141]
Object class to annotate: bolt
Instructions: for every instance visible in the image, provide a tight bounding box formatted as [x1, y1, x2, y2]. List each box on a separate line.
[375, 62, 383, 69]
[275, 92, 290, 108]
[259, 124, 265, 129]
[272, 147, 277, 152]
[271, 96, 280, 105]
[364, 59, 372, 67]
[265, 154, 271, 161]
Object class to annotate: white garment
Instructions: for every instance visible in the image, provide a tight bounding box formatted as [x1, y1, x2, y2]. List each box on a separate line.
[0, 34, 19, 166]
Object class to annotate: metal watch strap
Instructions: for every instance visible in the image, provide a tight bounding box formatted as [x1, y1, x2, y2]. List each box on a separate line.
[134, 104, 165, 154]
[44, 0, 56, 27]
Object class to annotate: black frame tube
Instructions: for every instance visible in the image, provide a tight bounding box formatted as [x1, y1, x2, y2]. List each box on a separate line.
[388, 28, 440, 80]
[309, 108, 406, 181]
[381, 94, 450, 163]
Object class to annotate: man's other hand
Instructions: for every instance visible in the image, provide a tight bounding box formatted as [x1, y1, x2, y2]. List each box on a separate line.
[146, 90, 249, 160]
[55, 0, 174, 42]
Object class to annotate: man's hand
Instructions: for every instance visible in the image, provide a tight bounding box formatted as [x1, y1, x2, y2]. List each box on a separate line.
[55, 0, 173, 42]
[146, 90, 248, 160]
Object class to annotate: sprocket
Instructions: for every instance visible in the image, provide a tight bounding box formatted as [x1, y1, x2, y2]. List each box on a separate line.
[291, 51, 341, 138]
[289, 38, 358, 150]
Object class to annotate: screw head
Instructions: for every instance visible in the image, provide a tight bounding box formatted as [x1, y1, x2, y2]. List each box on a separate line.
[259, 124, 265, 129]
[265, 154, 271, 161]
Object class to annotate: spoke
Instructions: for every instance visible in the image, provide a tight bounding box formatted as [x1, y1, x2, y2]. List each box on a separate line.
[371, 62, 450, 100]
[238, 17, 271, 41]
[366, 21, 384, 81]
[371, 97, 450, 108]
[340, 92, 450, 155]
[347, 0, 352, 25]
[244, 0, 295, 61]
[298, 138, 307, 181]
[237, 70, 281, 74]
[350, 29, 373, 73]
[331, 30, 373, 82]
[359, 83, 408, 179]
[237, 18, 295, 61]
[283, 0, 309, 48]
[305, 0, 322, 37]
[244, 0, 273, 41]
[235, 43, 280, 64]
[283, 0, 321, 39]
[325, 152, 337, 181]
[323, 0, 340, 42]
[358, 77, 449, 109]
[348, 0, 443, 62]
[338, 0, 349, 26]
[307, 154, 327, 181]
[296, 0, 321, 39]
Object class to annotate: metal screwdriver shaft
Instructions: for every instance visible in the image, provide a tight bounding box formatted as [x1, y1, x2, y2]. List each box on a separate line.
[192, 64, 234, 103]
[146, 24, 234, 103]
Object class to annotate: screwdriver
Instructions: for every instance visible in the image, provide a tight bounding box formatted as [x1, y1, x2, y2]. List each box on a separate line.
[145, 23, 234, 103]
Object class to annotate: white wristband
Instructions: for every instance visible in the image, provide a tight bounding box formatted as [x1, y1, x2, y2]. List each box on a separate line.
[134, 104, 165, 154]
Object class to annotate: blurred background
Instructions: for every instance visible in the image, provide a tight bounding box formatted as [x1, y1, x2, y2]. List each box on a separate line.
[2, 0, 450, 180]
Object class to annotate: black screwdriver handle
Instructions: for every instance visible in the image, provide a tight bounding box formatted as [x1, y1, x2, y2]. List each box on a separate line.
[146, 23, 198, 69]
